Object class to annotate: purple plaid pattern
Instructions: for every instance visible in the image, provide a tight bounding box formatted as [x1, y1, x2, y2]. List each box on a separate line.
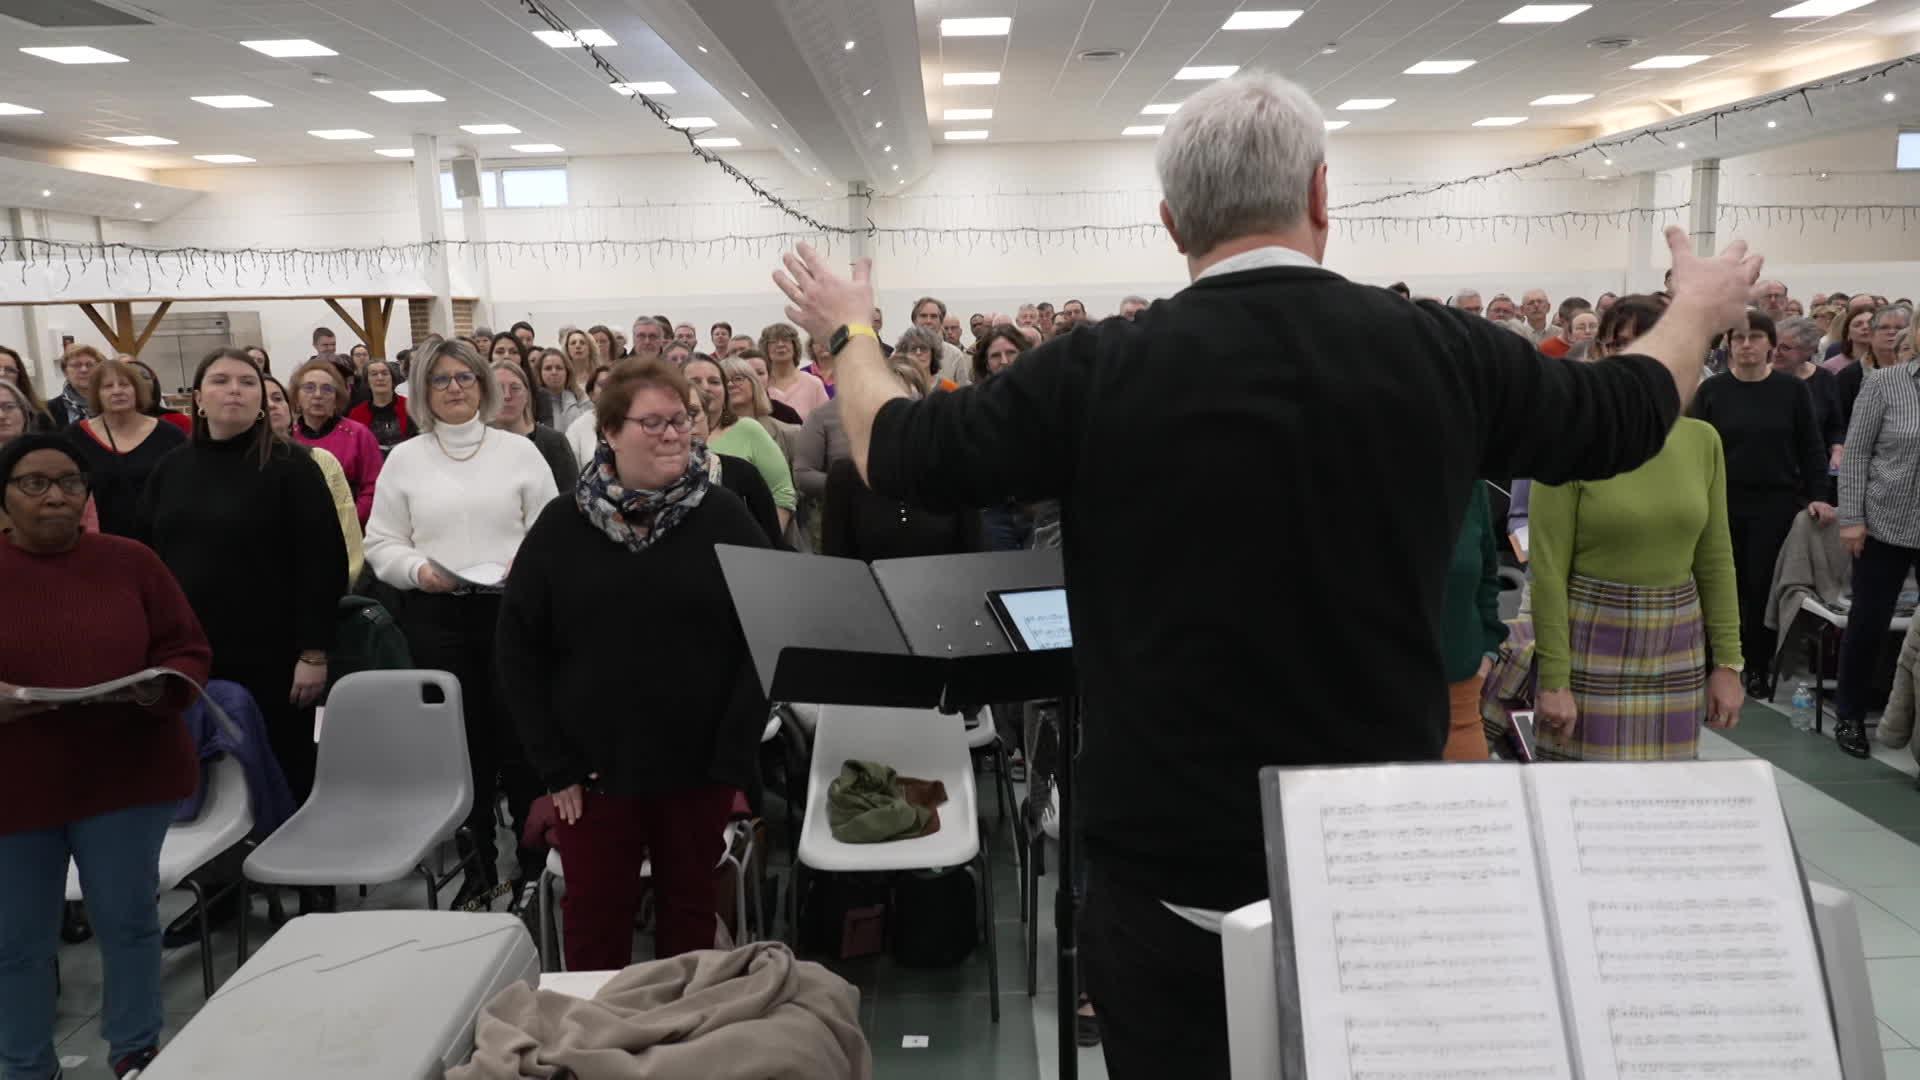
[1536, 574, 1707, 762]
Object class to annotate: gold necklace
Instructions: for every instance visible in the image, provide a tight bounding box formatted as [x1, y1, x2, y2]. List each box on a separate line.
[433, 426, 485, 463]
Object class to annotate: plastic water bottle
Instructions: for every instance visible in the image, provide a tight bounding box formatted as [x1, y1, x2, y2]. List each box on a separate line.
[1790, 683, 1815, 733]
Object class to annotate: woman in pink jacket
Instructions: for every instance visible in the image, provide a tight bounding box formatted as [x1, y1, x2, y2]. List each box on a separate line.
[288, 359, 383, 525]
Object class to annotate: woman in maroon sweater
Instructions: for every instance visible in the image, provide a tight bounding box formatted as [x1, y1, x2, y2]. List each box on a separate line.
[0, 434, 212, 1080]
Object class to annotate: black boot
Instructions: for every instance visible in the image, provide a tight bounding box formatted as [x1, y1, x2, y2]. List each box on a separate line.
[60, 901, 92, 945]
[1836, 718, 1871, 759]
[162, 886, 239, 948]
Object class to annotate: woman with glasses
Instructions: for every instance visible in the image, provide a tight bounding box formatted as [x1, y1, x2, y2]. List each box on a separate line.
[692, 356, 796, 532]
[491, 360, 580, 495]
[736, 350, 803, 425]
[47, 346, 105, 429]
[0, 346, 53, 433]
[895, 326, 958, 393]
[721, 353, 800, 463]
[61, 357, 187, 538]
[757, 323, 828, 421]
[681, 377, 781, 545]
[288, 359, 383, 526]
[138, 349, 346, 838]
[346, 358, 416, 456]
[265, 374, 364, 591]
[497, 359, 770, 971]
[1528, 294, 1745, 760]
[0, 435, 213, 1080]
[364, 338, 558, 911]
[1838, 305, 1913, 432]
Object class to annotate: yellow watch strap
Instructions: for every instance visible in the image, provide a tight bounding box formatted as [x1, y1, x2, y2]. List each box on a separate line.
[844, 323, 878, 342]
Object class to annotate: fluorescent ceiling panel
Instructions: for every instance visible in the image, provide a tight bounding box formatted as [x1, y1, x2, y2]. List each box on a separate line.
[1629, 55, 1710, 69]
[1141, 103, 1180, 115]
[1498, 4, 1591, 22]
[371, 89, 444, 103]
[308, 128, 373, 139]
[1530, 93, 1594, 105]
[511, 143, 565, 153]
[1122, 125, 1164, 136]
[944, 130, 989, 140]
[105, 135, 177, 146]
[694, 136, 741, 147]
[1473, 116, 1527, 126]
[0, 103, 44, 115]
[239, 39, 335, 57]
[943, 72, 1001, 86]
[1337, 98, 1395, 110]
[192, 95, 272, 108]
[667, 116, 717, 128]
[460, 123, 520, 134]
[20, 46, 127, 64]
[943, 108, 993, 120]
[193, 154, 254, 163]
[533, 29, 615, 48]
[1176, 66, 1239, 80]
[1324, 120, 1350, 130]
[1772, 0, 1874, 15]
[374, 148, 413, 157]
[1222, 10, 1302, 29]
[941, 17, 1012, 36]
[1404, 59, 1475, 74]
[611, 82, 674, 95]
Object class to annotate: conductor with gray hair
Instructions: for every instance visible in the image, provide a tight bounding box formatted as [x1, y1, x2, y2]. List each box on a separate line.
[772, 70, 1764, 1075]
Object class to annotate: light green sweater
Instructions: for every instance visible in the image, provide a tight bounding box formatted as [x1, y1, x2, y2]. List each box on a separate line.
[1530, 418, 1741, 689]
[710, 419, 797, 512]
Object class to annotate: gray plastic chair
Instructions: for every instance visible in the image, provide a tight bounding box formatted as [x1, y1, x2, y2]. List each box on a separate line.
[238, 670, 476, 961]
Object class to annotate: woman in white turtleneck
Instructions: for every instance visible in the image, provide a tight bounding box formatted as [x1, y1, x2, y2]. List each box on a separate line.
[363, 336, 557, 911]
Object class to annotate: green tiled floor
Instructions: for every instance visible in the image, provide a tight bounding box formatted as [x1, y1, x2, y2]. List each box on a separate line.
[1719, 701, 1920, 830]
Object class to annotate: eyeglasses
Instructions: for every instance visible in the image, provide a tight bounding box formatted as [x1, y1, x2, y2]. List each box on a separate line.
[501, 383, 526, 398]
[0, 401, 20, 416]
[297, 382, 338, 397]
[9, 473, 89, 497]
[726, 374, 752, 385]
[623, 413, 693, 436]
[430, 371, 479, 390]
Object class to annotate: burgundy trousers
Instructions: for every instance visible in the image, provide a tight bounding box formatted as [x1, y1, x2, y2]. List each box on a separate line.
[553, 784, 737, 972]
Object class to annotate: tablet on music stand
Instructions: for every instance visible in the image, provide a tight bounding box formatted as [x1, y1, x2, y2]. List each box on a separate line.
[987, 586, 1073, 653]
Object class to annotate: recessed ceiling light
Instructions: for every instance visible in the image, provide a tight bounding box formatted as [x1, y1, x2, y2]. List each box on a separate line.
[667, 116, 717, 129]
[1767, 120, 1778, 128]
[1498, 4, 1591, 22]
[105, 135, 178, 146]
[1338, 98, 1395, 110]
[192, 95, 273, 109]
[371, 89, 444, 103]
[1530, 93, 1594, 105]
[532, 29, 615, 48]
[1676, 141, 1688, 148]
[1630, 54, 1710, 69]
[945, 129, 990, 140]
[862, 88, 873, 96]
[40, 189, 51, 197]
[1221, 10, 1304, 29]
[240, 39, 336, 58]
[794, 146, 802, 152]
[1122, 124, 1164, 136]
[20, 46, 127, 64]
[1176, 66, 1239, 80]
[874, 120, 883, 128]
[461, 123, 520, 134]
[1473, 116, 1527, 126]
[193, 154, 254, 164]
[942, 17, 1013, 36]
[1886, 92, 1899, 102]
[1603, 157, 1614, 164]
[883, 144, 892, 151]
[0, 102, 44, 116]
[512, 143, 565, 153]
[611, 82, 675, 95]
[1772, 0, 1874, 16]
[944, 108, 993, 121]
[1142, 103, 1181, 115]
[1405, 59, 1475, 74]
[694, 136, 741, 147]
[696, 44, 708, 53]
[944, 71, 1001, 86]
[740, 90, 750, 98]
[132, 201, 142, 209]
[843, 40, 856, 50]
[375, 147, 414, 157]
[1324, 120, 1350, 130]
[308, 128, 373, 140]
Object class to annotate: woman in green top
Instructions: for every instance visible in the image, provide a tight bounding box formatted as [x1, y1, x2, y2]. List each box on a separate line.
[686, 356, 796, 531]
[1440, 481, 1509, 760]
[1531, 296, 1746, 760]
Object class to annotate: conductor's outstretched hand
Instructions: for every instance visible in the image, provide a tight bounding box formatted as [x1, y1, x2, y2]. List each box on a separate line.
[1663, 225, 1764, 330]
[774, 242, 875, 343]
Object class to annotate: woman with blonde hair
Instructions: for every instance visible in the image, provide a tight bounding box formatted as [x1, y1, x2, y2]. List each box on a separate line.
[47, 345, 105, 428]
[694, 355, 796, 532]
[0, 345, 53, 431]
[757, 322, 828, 421]
[546, 339, 594, 431]
[62, 357, 187, 537]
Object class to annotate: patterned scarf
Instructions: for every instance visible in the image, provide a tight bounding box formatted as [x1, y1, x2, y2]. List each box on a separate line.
[575, 439, 711, 552]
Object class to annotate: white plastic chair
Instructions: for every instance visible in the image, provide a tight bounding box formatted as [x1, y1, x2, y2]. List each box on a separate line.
[238, 671, 476, 962]
[66, 755, 254, 998]
[794, 704, 1000, 1021]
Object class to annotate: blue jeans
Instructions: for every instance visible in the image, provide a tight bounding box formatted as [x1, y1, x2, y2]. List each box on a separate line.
[0, 802, 174, 1080]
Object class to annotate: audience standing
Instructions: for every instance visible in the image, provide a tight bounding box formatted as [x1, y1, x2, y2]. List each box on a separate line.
[696, 356, 796, 532]
[1438, 481, 1506, 760]
[47, 345, 103, 428]
[63, 357, 186, 537]
[346, 358, 416, 455]
[759, 324, 828, 421]
[288, 359, 383, 526]
[264, 374, 364, 590]
[490, 359, 580, 496]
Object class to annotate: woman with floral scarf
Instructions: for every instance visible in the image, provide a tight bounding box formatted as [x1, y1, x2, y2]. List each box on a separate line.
[496, 358, 771, 972]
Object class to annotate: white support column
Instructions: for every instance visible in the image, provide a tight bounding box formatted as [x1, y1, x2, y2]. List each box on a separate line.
[8, 207, 53, 388]
[411, 133, 453, 336]
[1627, 171, 1660, 294]
[1689, 158, 1721, 258]
[456, 154, 495, 330]
[847, 182, 871, 264]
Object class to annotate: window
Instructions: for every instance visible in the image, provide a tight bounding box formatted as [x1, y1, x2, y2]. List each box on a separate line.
[439, 165, 568, 208]
[1900, 132, 1920, 171]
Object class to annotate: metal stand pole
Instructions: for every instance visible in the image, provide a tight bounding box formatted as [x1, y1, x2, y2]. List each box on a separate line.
[1057, 694, 1081, 1079]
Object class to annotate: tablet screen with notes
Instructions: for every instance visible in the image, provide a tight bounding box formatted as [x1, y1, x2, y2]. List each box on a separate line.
[986, 587, 1073, 652]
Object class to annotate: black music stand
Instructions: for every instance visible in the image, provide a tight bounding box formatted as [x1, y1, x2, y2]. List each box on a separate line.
[716, 545, 1087, 1079]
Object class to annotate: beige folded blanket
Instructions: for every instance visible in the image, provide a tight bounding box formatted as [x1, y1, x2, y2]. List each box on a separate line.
[448, 941, 871, 1080]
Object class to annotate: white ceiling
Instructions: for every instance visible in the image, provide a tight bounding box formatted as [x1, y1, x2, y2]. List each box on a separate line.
[917, 0, 1920, 139]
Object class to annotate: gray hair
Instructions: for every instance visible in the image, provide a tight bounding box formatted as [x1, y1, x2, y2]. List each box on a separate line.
[1872, 304, 1912, 332]
[409, 336, 499, 431]
[896, 325, 944, 354]
[1122, 294, 1149, 307]
[1154, 71, 1325, 258]
[1454, 288, 1481, 304]
[1776, 316, 1823, 352]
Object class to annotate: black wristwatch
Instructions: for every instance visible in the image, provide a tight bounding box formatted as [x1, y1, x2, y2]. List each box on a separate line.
[829, 323, 878, 356]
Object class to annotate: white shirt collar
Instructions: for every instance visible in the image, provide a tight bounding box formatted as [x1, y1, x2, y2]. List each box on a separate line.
[1193, 244, 1322, 282]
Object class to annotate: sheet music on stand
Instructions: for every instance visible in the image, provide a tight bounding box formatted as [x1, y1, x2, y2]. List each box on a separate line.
[1259, 759, 1842, 1080]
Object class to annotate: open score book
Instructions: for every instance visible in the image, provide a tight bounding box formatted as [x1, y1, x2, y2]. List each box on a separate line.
[1259, 760, 1842, 1080]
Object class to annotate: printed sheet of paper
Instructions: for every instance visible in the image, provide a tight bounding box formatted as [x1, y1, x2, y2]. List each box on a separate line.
[1529, 760, 1841, 1080]
[1279, 765, 1573, 1080]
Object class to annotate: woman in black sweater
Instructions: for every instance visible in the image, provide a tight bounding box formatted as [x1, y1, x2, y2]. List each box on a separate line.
[685, 377, 782, 545]
[138, 349, 347, 809]
[497, 359, 768, 972]
[820, 357, 980, 560]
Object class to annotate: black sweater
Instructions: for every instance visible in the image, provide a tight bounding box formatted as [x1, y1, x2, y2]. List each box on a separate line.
[1803, 365, 1846, 451]
[718, 454, 782, 546]
[823, 457, 980, 561]
[136, 426, 346, 669]
[64, 418, 186, 537]
[496, 488, 771, 796]
[1688, 369, 1826, 515]
[869, 264, 1682, 910]
[523, 423, 580, 496]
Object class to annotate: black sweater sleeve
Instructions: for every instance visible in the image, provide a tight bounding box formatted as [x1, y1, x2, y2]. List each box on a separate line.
[822, 458, 856, 559]
[496, 499, 592, 792]
[287, 450, 348, 653]
[1436, 303, 1681, 486]
[719, 454, 782, 547]
[1792, 375, 1826, 505]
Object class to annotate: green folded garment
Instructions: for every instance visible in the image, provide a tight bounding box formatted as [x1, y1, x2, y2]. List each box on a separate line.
[827, 759, 948, 844]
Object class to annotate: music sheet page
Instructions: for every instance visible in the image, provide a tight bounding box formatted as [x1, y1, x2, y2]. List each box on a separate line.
[1528, 760, 1842, 1080]
[1280, 765, 1573, 1080]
